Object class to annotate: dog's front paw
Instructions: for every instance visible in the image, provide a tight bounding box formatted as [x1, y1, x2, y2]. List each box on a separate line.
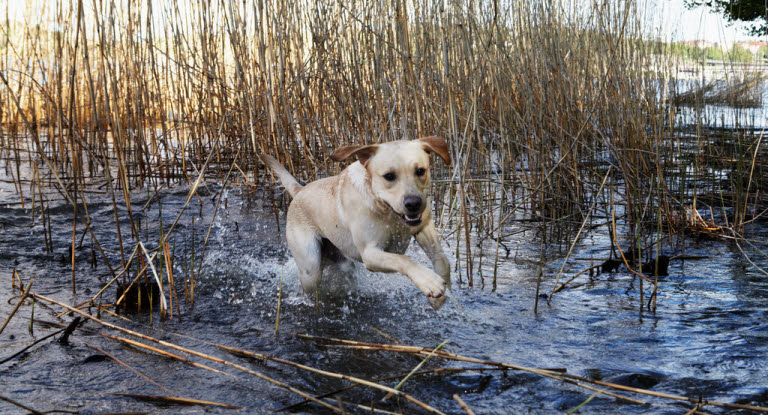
[412, 268, 447, 309]
[428, 294, 447, 310]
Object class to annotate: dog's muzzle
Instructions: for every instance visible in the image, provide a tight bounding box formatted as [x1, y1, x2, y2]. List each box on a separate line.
[401, 212, 422, 226]
[401, 195, 424, 227]
[383, 198, 424, 227]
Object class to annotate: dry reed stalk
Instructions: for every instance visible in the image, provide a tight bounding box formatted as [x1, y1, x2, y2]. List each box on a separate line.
[0, 395, 44, 415]
[316, 340, 645, 405]
[611, 199, 654, 285]
[383, 338, 450, 400]
[0, 327, 66, 365]
[117, 394, 243, 409]
[162, 240, 181, 321]
[548, 166, 612, 300]
[551, 263, 602, 294]
[102, 333, 229, 375]
[1, 0, 766, 331]
[275, 264, 283, 333]
[0, 71, 117, 278]
[138, 241, 168, 317]
[11, 270, 23, 291]
[28, 292, 376, 413]
[214, 343, 447, 414]
[277, 367, 511, 412]
[329, 400, 401, 415]
[94, 304, 133, 322]
[304, 334, 768, 412]
[452, 394, 476, 415]
[0, 281, 32, 335]
[683, 403, 706, 415]
[82, 341, 171, 393]
[192, 136, 245, 283]
[113, 251, 155, 309]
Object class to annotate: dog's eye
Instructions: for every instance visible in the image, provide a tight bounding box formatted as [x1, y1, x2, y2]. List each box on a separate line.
[415, 167, 426, 177]
[383, 172, 396, 181]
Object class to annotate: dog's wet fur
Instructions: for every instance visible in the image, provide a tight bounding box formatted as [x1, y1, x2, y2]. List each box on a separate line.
[259, 137, 452, 309]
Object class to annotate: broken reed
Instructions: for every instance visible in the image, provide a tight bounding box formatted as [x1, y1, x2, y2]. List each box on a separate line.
[1, 0, 765, 295]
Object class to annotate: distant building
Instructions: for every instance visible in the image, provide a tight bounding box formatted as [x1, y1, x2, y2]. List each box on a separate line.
[735, 41, 768, 53]
[683, 40, 717, 49]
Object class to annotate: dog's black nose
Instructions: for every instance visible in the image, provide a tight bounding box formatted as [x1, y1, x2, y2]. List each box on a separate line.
[403, 195, 423, 213]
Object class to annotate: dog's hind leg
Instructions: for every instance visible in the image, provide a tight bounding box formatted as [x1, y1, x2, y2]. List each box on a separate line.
[286, 222, 322, 294]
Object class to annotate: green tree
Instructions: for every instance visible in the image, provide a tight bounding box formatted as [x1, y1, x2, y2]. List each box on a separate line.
[757, 45, 768, 60]
[728, 44, 753, 62]
[669, 42, 708, 62]
[704, 45, 723, 60]
[686, 1, 768, 36]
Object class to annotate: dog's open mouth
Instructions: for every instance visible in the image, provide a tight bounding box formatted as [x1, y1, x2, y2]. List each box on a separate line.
[383, 201, 422, 226]
[400, 213, 422, 227]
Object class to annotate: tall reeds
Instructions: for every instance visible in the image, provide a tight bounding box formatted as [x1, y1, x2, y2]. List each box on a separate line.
[1, 0, 765, 302]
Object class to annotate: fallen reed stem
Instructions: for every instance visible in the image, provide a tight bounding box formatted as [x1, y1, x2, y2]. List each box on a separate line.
[0, 281, 32, 335]
[277, 367, 510, 413]
[82, 341, 171, 393]
[102, 333, 228, 375]
[551, 263, 602, 294]
[384, 338, 450, 400]
[0, 327, 65, 365]
[28, 292, 374, 413]
[302, 334, 768, 412]
[214, 343, 447, 414]
[452, 394, 476, 415]
[0, 394, 44, 415]
[116, 394, 243, 409]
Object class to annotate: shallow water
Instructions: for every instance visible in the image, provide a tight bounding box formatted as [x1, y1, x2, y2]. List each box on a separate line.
[1, 172, 768, 414]
[674, 79, 768, 129]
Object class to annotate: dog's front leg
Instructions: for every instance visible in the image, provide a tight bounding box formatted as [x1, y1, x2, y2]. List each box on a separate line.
[415, 221, 451, 289]
[360, 244, 447, 309]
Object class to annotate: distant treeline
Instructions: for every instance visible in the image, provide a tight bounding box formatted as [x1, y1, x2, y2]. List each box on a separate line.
[652, 40, 767, 63]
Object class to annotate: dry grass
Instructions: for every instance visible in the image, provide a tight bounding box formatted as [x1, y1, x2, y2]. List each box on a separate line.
[0, 0, 766, 304]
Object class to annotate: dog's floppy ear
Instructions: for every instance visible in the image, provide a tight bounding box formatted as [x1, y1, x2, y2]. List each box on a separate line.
[330, 144, 378, 166]
[419, 136, 451, 166]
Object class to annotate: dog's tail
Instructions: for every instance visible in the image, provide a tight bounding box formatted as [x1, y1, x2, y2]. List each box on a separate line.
[258, 154, 304, 198]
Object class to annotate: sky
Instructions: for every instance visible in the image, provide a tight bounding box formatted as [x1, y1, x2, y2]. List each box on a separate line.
[4, 0, 766, 43]
[645, 0, 763, 43]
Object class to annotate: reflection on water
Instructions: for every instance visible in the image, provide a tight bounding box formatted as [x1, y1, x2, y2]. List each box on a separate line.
[674, 79, 768, 129]
[1, 173, 767, 414]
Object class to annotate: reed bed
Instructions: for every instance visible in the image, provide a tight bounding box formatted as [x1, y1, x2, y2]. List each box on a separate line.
[4, 2, 768, 411]
[673, 71, 766, 108]
[0, 0, 766, 307]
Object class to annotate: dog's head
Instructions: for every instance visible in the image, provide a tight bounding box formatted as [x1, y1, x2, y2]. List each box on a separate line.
[330, 137, 451, 227]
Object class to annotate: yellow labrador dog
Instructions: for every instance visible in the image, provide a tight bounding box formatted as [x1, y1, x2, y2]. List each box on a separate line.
[258, 137, 451, 309]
